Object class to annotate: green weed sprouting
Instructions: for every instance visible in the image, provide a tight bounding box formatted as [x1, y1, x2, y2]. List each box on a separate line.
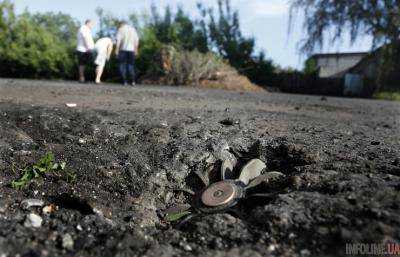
[165, 211, 192, 222]
[11, 152, 67, 189]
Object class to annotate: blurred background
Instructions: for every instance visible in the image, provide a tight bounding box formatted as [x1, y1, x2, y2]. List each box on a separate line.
[0, 0, 399, 99]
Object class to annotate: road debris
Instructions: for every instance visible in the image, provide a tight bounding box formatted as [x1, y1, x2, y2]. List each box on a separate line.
[65, 103, 77, 108]
[42, 204, 57, 215]
[24, 213, 43, 228]
[163, 158, 287, 223]
[21, 199, 44, 210]
[61, 233, 74, 251]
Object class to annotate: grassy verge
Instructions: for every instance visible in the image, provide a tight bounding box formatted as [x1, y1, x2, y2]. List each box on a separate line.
[373, 91, 400, 101]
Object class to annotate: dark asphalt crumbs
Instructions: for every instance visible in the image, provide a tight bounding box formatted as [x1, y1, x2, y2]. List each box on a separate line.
[0, 79, 399, 257]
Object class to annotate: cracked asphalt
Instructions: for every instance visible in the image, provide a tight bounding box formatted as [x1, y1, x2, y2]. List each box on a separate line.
[0, 78, 399, 257]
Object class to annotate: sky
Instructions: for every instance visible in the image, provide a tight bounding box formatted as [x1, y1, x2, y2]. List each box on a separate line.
[12, 0, 372, 69]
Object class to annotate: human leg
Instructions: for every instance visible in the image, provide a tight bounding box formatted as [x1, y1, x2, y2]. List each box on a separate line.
[79, 65, 85, 83]
[95, 66, 104, 84]
[77, 51, 86, 82]
[94, 51, 106, 84]
[127, 51, 136, 85]
[118, 51, 128, 85]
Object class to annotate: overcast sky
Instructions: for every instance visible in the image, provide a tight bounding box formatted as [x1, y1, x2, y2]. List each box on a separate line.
[13, 0, 372, 69]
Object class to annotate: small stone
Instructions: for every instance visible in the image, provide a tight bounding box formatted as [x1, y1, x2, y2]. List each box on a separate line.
[78, 138, 87, 144]
[300, 249, 311, 256]
[267, 244, 277, 252]
[179, 241, 192, 251]
[0, 204, 6, 213]
[183, 244, 192, 251]
[62, 233, 74, 251]
[21, 199, 44, 210]
[42, 204, 57, 215]
[65, 103, 77, 108]
[76, 224, 83, 231]
[24, 213, 43, 228]
[317, 226, 329, 235]
[290, 176, 302, 189]
[371, 141, 380, 146]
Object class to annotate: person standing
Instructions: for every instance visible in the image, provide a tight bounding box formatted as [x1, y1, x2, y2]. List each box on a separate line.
[93, 37, 113, 84]
[76, 20, 95, 83]
[115, 21, 139, 86]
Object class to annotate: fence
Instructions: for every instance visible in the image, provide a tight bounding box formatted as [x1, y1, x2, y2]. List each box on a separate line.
[273, 72, 344, 96]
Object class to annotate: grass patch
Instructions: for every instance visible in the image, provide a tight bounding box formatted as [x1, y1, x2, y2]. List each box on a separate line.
[373, 91, 400, 101]
[12, 152, 68, 189]
[165, 211, 191, 222]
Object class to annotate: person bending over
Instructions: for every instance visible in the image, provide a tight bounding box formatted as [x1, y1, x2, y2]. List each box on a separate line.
[94, 37, 113, 84]
[76, 19, 95, 83]
[115, 21, 139, 86]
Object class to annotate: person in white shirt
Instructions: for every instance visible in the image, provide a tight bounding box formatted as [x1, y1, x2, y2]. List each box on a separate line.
[115, 21, 139, 86]
[76, 20, 95, 83]
[93, 37, 113, 84]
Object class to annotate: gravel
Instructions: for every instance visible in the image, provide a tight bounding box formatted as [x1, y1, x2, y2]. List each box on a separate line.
[24, 213, 43, 228]
[0, 78, 399, 257]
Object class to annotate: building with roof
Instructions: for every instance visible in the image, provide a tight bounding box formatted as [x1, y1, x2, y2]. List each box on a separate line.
[308, 52, 369, 78]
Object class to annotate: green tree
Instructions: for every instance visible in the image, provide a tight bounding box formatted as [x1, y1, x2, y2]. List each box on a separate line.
[290, 0, 400, 90]
[199, 0, 275, 86]
[304, 58, 318, 75]
[0, 4, 77, 79]
[147, 5, 208, 53]
[96, 7, 120, 39]
[30, 12, 79, 44]
[0, 0, 15, 46]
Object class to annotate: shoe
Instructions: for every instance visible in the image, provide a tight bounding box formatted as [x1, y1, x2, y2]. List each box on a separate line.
[123, 82, 128, 86]
[131, 82, 136, 86]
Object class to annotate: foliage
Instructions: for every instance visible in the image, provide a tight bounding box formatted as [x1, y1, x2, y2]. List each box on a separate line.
[0, 0, 14, 35]
[148, 5, 209, 53]
[290, 0, 400, 52]
[12, 152, 66, 189]
[304, 58, 318, 75]
[373, 91, 400, 102]
[0, 0, 274, 89]
[96, 7, 120, 39]
[0, 3, 78, 79]
[161, 46, 232, 85]
[165, 210, 191, 222]
[198, 0, 276, 86]
[30, 11, 79, 45]
[290, 0, 400, 91]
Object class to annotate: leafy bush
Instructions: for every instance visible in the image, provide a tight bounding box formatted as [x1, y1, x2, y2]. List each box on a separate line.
[0, 0, 271, 90]
[373, 91, 400, 101]
[160, 46, 232, 85]
[0, 4, 78, 79]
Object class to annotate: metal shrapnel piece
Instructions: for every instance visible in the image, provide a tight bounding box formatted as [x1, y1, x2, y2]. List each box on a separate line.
[238, 159, 266, 185]
[221, 158, 237, 180]
[201, 181, 237, 207]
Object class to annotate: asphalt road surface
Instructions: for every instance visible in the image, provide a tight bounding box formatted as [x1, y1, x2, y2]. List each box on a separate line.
[0, 78, 399, 257]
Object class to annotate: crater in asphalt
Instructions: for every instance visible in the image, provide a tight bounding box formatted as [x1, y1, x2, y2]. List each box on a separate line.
[0, 84, 398, 257]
